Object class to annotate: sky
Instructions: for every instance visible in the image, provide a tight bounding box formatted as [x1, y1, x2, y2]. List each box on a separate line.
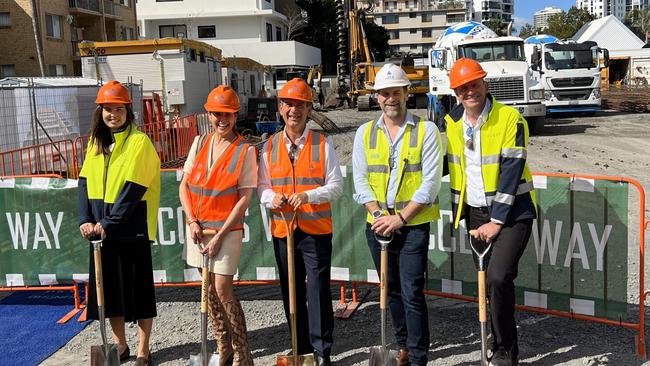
[514, 0, 576, 32]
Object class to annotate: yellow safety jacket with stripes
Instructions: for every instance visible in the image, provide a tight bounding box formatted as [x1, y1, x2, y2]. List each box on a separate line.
[444, 98, 536, 228]
[79, 123, 160, 241]
[362, 117, 440, 225]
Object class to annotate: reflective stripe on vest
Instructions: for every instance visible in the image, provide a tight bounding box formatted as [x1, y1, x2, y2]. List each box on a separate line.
[186, 133, 249, 231]
[267, 130, 332, 238]
[444, 100, 536, 228]
[362, 117, 440, 225]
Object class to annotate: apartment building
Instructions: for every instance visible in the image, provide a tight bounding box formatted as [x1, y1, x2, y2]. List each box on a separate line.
[0, 0, 137, 78]
[577, 0, 649, 20]
[465, 0, 513, 23]
[367, 0, 466, 55]
[135, 0, 320, 89]
[533, 6, 562, 30]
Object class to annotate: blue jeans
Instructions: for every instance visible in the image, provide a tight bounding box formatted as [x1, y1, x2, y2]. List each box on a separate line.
[366, 223, 430, 365]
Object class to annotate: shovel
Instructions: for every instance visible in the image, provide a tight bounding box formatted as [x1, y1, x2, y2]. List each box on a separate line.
[368, 233, 398, 366]
[276, 211, 315, 366]
[189, 231, 220, 366]
[89, 239, 120, 366]
[468, 229, 493, 366]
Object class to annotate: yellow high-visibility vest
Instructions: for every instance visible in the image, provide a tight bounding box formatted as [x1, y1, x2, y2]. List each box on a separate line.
[444, 99, 536, 228]
[362, 117, 440, 225]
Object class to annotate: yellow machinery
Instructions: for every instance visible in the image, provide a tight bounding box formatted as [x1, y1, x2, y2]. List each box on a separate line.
[340, 2, 429, 111]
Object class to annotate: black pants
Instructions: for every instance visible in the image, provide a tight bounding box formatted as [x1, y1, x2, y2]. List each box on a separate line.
[466, 206, 532, 360]
[273, 228, 334, 358]
[366, 223, 430, 366]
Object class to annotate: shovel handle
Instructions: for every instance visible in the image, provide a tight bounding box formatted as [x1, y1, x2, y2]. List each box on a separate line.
[478, 270, 487, 322]
[91, 241, 104, 307]
[380, 248, 388, 310]
[200, 254, 210, 314]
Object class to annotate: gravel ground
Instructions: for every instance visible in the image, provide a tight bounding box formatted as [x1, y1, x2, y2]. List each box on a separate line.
[40, 109, 650, 365]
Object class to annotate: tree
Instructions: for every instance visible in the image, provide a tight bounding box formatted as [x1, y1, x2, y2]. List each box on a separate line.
[294, 0, 339, 74]
[365, 21, 390, 61]
[484, 18, 514, 36]
[625, 8, 650, 43]
[543, 7, 594, 39]
[29, 0, 45, 76]
[518, 23, 538, 39]
[282, 5, 308, 40]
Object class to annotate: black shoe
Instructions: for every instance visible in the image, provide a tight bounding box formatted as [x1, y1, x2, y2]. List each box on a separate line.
[489, 347, 512, 366]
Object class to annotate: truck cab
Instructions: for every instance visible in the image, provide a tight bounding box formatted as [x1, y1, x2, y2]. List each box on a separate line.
[429, 30, 546, 133]
[525, 39, 609, 114]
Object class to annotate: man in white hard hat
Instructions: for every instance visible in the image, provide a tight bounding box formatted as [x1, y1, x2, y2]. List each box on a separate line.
[352, 63, 443, 366]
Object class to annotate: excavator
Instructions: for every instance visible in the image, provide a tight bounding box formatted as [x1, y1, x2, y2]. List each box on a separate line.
[336, 0, 429, 111]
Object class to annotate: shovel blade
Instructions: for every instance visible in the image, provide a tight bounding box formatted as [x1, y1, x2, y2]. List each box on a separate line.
[368, 346, 398, 366]
[276, 353, 315, 366]
[90, 344, 120, 366]
[188, 352, 220, 366]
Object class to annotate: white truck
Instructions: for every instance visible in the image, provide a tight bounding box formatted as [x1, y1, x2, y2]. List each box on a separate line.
[428, 22, 546, 133]
[524, 35, 609, 115]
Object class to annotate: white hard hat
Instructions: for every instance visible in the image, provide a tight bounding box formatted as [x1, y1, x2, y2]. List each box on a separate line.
[373, 63, 410, 90]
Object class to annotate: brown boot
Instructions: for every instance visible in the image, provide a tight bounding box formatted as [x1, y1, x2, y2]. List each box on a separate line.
[208, 290, 234, 365]
[396, 348, 409, 366]
[223, 299, 254, 366]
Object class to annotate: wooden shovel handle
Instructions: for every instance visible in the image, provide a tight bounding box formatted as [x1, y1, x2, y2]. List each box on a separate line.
[93, 246, 104, 307]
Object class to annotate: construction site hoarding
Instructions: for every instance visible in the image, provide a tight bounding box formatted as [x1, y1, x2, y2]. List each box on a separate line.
[0, 169, 629, 321]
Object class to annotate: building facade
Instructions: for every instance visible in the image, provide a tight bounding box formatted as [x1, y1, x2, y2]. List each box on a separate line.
[533, 6, 562, 30]
[577, 0, 649, 20]
[0, 0, 137, 78]
[465, 0, 514, 23]
[365, 0, 466, 55]
[135, 0, 321, 87]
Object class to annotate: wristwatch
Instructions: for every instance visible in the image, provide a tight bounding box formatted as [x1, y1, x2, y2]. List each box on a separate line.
[372, 210, 384, 219]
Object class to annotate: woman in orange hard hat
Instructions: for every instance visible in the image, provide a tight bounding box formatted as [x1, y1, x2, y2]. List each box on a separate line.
[78, 80, 160, 366]
[179, 85, 256, 366]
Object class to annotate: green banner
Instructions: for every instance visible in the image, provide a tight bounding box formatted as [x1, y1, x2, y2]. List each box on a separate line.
[0, 170, 629, 321]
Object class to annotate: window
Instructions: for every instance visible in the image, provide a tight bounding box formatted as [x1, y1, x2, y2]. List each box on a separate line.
[421, 13, 432, 22]
[48, 64, 66, 76]
[389, 31, 399, 39]
[45, 14, 64, 39]
[266, 23, 273, 41]
[199, 51, 205, 63]
[410, 29, 417, 34]
[250, 75, 256, 95]
[0, 12, 10, 27]
[198, 25, 216, 38]
[409, 12, 416, 18]
[0, 64, 15, 78]
[121, 27, 134, 40]
[385, 1, 397, 10]
[382, 15, 399, 24]
[159, 24, 186, 38]
[276, 26, 282, 41]
[422, 29, 432, 37]
[230, 73, 239, 92]
[407, 0, 416, 8]
[119, 0, 130, 6]
[186, 48, 196, 62]
[410, 44, 418, 50]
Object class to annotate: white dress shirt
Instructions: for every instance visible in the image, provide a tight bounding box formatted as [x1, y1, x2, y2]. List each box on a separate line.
[463, 99, 492, 208]
[257, 128, 343, 208]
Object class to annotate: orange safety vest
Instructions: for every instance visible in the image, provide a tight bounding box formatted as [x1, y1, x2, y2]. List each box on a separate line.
[186, 133, 249, 231]
[267, 130, 332, 238]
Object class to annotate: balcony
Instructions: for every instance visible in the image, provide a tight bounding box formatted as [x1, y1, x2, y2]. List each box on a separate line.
[69, 0, 120, 18]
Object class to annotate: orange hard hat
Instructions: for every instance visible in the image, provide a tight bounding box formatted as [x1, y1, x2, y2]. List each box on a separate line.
[204, 85, 240, 112]
[95, 80, 132, 104]
[278, 78, 313, 102]
[449, 58, 487, 89]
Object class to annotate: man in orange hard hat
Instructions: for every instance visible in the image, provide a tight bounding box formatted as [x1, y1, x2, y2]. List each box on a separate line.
[443, 58, 537, 366]
[257, 78, 343, 366]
